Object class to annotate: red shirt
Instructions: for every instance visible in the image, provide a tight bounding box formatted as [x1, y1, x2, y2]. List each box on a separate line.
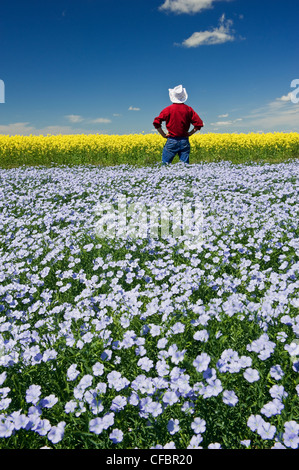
[153, 103, 203, 138]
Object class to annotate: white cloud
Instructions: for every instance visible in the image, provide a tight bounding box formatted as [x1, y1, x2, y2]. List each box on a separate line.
[65, 114, 84, 123]
[251, 95, 295, 114]
[210, 121, 231, 126]
[0, 122, 35, 135]
[210, 118, 242, 126]
[181, 14, 235, 47]
[65, 115, 111, 124]
[128, 106, 140, 111]
[218, 113, 229, 118]
[242, 98, 299, 131]
[0, 122, 79, 136]
[159, 0, 229, 14]
[89, 118, 112, 123]
[209, 94, 299, 132]
[276, 93, 292, 102]
[0, 113, 115, 136]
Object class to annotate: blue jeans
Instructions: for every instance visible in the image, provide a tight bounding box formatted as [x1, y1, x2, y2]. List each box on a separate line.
[162, 137, 190, 165]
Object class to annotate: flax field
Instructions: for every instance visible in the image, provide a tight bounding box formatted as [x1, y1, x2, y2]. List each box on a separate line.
[0, 132, 298, 449]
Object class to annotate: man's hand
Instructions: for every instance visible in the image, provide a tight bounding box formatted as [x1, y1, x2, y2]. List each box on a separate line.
[157, 127, 169, 139]
[187, 128, 199, 137]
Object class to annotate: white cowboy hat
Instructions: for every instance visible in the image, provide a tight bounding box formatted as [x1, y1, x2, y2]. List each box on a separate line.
[169, 85, 188, 103]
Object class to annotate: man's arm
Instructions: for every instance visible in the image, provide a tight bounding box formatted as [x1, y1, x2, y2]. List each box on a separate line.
[187, 127, 201, 137]
[153, 108, 170, 138]
[189, 108, 204, 136]
[156, 127, 169, 139]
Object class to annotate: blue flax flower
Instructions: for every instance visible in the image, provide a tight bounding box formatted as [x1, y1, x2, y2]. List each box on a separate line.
[139, 397, 153, 418]
[110, 395, 127, 412]
[129, 391, 139, 406]
[269, 385, 288, 400]
[67, 364, 80, 381]
[257, 421, 276, 440]
[89, 412, 115, 435]
[48, 421, 66, 444]
[89, 417, 104, 435]
[222, 390, 238, 406]
[137, 357, 154, 372]
[64, 400, 77, 414]
[25, 385, 42, 405]
[156, 359, 170, 377]
[34, 419, 52, 436]
[191, 417, 206, 434]
[92, 362, 104, 376]
[203, 379, 223, 398]
[193, 352, 210, 373]
[164, 441, 176, 448]
[109, 428, 124, 444]
[0, 418, 14, 438]
[167, 419, 180, 435]
[243, 368, 260, 383]
[240, 440, 251, 448]
[272, 442, 286, 449]
[77, 374, 93, 390]
[247, 414, 276, 440]
[10, 411, 29, 431]
[149, 401, 163, 417]
[247, 414, 264, 432]
[171, 349, 186, 365]
[40, 394, 58, 409]
[187, 435, 203, 448]
[171, 322, 185, 334]
[157, 338, 168, 349]
[283, 421, 299, 449]
[0, 372, 7, 386]
[193, 329, 209, 342]
[270, 365, 284, 380]
[107, 371, 129, 391]
[162, 390, 180, 406]
[149, 324, 161, 337]
[261, 399, 284, 417]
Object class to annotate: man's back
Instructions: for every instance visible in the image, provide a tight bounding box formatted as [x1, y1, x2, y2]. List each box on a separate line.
[153, 103, 203, 138]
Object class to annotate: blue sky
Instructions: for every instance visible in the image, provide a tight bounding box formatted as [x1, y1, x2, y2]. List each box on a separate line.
[0, 0, 298, 135]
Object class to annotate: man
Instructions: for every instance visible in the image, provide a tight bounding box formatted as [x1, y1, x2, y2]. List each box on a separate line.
[153, 85, 204, 165]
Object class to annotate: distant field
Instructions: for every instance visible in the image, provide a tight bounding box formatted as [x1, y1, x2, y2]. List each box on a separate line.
[0, 132, 298, 168]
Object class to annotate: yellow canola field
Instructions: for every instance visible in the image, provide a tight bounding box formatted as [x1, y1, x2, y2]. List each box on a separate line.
[0, 132, 298, 167]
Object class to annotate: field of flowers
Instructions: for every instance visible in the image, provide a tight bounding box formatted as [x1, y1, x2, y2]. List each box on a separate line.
[0, 158, 299, 449]
[0, 132, 299, 168]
